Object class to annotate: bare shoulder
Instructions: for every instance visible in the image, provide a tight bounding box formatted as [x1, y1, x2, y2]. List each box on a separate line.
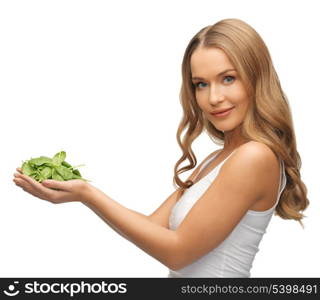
[221, 141, 280, 193]
[220, 141, 278, 185]
[171, 141, 280, 270]
[233, 141, 279, 168]
[236, 141, 277, 162]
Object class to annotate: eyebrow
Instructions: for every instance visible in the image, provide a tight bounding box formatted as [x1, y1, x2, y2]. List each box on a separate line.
[191, 68, 236, 80]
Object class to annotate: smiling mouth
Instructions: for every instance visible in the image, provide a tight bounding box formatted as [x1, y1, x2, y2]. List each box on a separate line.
[210, 107, 234, 117]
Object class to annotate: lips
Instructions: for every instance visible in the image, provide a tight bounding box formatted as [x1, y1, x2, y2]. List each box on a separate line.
[210, 107, 234, 115]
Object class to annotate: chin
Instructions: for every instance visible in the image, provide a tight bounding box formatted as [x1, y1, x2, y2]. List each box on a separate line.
[211, 123, 236, 132]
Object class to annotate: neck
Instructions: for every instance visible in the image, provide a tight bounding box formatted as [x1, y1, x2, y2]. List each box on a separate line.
[222, 126, 250, 152]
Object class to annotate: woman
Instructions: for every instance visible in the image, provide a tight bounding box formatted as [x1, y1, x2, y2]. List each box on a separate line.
[13, 18, 309, 277]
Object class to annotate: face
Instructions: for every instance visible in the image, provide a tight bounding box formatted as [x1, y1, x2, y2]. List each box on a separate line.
[190, 47, 250, 133]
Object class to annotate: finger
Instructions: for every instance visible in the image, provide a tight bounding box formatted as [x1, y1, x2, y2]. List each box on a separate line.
[42, 179, 74, 192]
[14, 178, 60, 202]
[13, 177, 44, 199]
[16, 173, 58, 199]
[16, 167, 22, 173]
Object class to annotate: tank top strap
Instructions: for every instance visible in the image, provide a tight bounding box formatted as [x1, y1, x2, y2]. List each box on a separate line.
[198, 151, 221, 173]
[279, 159, 287, 194]
[268, 158, 287, 211]
[198, 148, 239, 176]
[214, 149, 238, 173]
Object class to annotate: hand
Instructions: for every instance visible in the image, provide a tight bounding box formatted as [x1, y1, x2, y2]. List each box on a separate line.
[13, 167, 90, 204]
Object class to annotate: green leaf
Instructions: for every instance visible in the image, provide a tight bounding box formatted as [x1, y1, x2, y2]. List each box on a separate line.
[40, 166, 52, 179]
[22, 162, 35, 176]
[52, 151, 66, 166]
[32, 173, 40, 182]
[55, 165, 74, 180]
[52, 168, 64, 181]
[62, 161, 72, 168]
[19, 151, 90, 182]
[72, 173, 82, 179]
[28, 156, 52, 166]
[72, 169, 81, 176]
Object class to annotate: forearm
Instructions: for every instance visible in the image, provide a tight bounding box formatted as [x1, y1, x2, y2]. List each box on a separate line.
[82, 201, 150, 241]
[82, 185, 179, 269]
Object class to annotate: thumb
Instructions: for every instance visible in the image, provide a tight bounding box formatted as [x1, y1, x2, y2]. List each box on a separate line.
[42, 179, 70, 190]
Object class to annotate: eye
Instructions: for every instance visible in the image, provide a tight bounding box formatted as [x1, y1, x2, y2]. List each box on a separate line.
[194, 82, 207, 89]
[193, 76, 236, 89]
[223, 75, 235, 84]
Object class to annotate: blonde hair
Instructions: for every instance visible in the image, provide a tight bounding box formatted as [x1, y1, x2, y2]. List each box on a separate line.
[173, 18, 309, 228]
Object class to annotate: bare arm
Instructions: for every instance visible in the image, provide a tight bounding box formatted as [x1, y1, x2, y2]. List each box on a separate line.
[81, 143, 272, 271]
[82, 187, 180, 269]
[148, 150, 220, 228]
[81, 149, 222, 269]
[14, 144, 271, 271]
[82, 201, 151, 241]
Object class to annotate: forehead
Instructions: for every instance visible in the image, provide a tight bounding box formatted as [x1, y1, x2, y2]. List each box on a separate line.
[190, 47, 234, 75]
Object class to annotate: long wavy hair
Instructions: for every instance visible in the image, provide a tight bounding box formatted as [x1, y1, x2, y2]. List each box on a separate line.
[173, 18, 309, 228]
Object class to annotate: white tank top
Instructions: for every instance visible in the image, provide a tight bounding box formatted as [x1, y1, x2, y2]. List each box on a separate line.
[168, 149, 287, 277]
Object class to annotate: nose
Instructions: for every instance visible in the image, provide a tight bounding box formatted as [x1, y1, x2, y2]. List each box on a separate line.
[208, 86, 225, 105]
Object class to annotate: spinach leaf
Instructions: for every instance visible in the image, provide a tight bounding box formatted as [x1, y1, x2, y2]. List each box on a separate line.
[52, 151, 66, 166]
[20, 151, 90, 183]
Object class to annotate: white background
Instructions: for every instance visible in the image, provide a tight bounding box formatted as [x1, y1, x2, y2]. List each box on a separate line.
[1, 0, 319, 277]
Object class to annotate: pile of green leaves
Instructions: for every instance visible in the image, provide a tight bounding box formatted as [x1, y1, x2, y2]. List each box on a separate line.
[21, 151, 90, 183]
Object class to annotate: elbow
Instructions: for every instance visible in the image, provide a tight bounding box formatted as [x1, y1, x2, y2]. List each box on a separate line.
[167, 235, 187, 271]
[169, 262, 182, 272]
[169, 256, 187, 271]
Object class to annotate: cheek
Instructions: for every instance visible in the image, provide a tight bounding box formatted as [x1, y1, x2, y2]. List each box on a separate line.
[195, 94, 206, 109]
[231, 86, 249, 107]
[235, 96, 250, 118]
